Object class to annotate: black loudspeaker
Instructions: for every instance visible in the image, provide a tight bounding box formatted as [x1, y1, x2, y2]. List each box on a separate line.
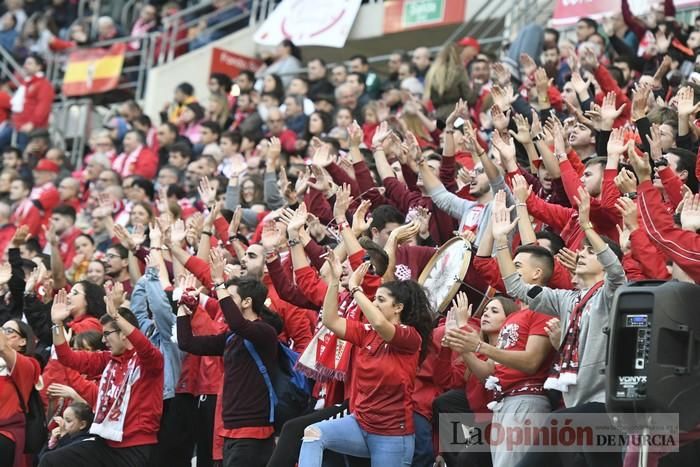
[605, 281, 700, 431]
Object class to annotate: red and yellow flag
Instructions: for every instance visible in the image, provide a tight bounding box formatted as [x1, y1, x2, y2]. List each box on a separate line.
[62, 43, 126, 97]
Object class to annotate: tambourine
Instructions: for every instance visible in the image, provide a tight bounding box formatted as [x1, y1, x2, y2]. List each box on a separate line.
[418, 236, 473, 313]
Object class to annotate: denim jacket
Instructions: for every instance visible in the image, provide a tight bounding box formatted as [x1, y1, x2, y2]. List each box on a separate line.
[131, 267, 183, 400]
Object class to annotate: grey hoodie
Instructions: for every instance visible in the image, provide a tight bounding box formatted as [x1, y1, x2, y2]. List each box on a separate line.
[504, 246, 626, 407]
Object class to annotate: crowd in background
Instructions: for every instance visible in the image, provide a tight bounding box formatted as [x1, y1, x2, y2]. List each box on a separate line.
[3, 0, 700, 467]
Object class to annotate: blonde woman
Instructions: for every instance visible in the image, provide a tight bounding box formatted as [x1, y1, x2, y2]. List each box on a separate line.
[424, 44, 473, 121]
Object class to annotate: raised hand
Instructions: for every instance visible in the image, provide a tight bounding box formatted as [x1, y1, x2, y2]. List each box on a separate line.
[573, 187, 591, 226]
[534, 68, 551, 101]
[352, 199, 372, 237]
[312, 143, 334, 168]
[267, 136, 281, 168]
[555, 247, 578, 275]
[130, 224, 146, 248]
[570, 72, 590, 96]
[149, 221, 163, 248]
[607, 127, 625, 157]
[451, 291, 472, 327]
[10, 225, 30, 248]
[544, 318, 562, 349]
[491, 190, 517, 242]
[677, 86, 700, 118]
[446, 99, 468, 129]
[286, 202, 308, 236]
[371, 121, 391, 149]
[491, 85, 516, 110]
[348, 261, 370, 289]
[490, 104, 510, 131]
[491, 130, 516, 164]
[209, 247, 226, 284]
[389, 220, 420, 245]
[170, 219, 187, 245]
[492, 62, 511, 87]
[51, 288, 70, 324]
[308, 165, 332, 193]
[414, 206, 431, 238]
[44, 221, 59, 246]
[626, 141, 652, 182]
[614, 168, 638, 195]
[322, 248, 343, 282]
[107, 281, 126, 309]
[509, 113, 532, 145]
[615, 196, 639, 231]
[646, 124, 663, 162]
[348, 120, 363, 148]
[511, 174, 532, 203]
[631, 83, 651, 121]
[600, 91, 625, 130]
[333, 183, 354, 222]
[197, 176, 217, 207]
[228, 207, 243, 239]
[652, 55, 672, 90]
[261, 220, 283, 252]
[681, 193, 700, 232]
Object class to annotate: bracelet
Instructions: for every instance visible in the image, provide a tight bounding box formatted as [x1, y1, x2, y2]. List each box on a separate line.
[214, 282, 226, 290]
[581, 222, 594, 231]
[265, 249, 278, 261]
[337, 221, 350, 231]
[160, 246, 169, 251]
[475, 341, 482, 354]
[515, 202, 527, 208]
[288, 238, 301, 247]
[444, 129, 455, 134]
[52, 324, 62, 335]
[350, 286, 363, 297]
[202, 231, 212, 236]
[495, 244, 510, 252]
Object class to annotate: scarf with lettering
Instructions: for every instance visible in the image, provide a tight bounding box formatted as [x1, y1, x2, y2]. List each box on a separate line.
[90, 355, 140, 442]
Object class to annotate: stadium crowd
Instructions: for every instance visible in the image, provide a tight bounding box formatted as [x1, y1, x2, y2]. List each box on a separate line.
[2, 0, 700, 466]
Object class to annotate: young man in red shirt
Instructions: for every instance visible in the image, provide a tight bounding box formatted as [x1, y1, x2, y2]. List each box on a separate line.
[41, 290, 164, 467]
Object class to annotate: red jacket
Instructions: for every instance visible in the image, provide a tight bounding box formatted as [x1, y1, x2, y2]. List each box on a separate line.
[55, 329, 164, 448]
[12, 74, 54, 129]
[10, 200, 42, 238]
[176, 299, 226, 397]
[113, 146, 159, 180]
[638, 179, 700, 282]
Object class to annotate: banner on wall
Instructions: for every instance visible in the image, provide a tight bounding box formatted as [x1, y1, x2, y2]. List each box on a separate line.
[551, 0, 700, 27]
[383, 0, 466, 34]
[210, 48, 263, 78]
[254, 0, 362, 48]
[62, 43, 125, 97]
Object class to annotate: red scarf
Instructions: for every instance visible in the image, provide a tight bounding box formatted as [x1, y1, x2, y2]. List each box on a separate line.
[296, 290, 360, 382]
[545, 281, 603, 392]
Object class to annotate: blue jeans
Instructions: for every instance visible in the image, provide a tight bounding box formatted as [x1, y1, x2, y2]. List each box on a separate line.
[298, 414, 415, 467]
[412, 413, 434, 467]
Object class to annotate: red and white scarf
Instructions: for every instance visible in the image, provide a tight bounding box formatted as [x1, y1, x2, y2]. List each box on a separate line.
[544, 281, 603, 393]
[90, 355, 141, 442]
[296, 290, 360, 382]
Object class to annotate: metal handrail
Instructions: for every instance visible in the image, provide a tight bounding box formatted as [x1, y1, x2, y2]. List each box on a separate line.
[0, 46, 26, 87]
[121, 0, 139, 30]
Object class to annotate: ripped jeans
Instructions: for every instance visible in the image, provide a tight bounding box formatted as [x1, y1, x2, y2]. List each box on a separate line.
[298, 414, 415, 467]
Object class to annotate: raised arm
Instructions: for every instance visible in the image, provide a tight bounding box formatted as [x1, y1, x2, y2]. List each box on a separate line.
[320, 250, 346, 338]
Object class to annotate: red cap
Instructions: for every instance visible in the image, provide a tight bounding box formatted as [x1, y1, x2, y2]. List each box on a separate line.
[34, 159, 60, 173]
[458, 36, 481, 52]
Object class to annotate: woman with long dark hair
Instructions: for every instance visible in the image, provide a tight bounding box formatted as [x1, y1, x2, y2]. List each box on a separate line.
[62, 281, 106, 334]
[0, 318, 41, 467]
[298, 252, 433, 466]
[177, 248, 283, 467]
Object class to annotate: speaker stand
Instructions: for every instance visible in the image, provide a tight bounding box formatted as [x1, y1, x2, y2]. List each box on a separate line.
[637, 427, 649, 467]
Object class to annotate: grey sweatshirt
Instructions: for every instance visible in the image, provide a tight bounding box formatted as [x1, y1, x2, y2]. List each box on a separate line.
[504, 246, 626, 407]
[428, 175, 513, 248]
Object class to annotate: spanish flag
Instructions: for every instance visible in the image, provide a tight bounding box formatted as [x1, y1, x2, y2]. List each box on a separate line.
[62, 43, 126, 97]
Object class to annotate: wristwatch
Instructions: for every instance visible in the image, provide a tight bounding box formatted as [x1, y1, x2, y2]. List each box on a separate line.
[581, 222, 594, 231]
[623, 192, 638, 200]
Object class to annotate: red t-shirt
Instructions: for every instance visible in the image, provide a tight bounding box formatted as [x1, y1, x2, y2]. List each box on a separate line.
[345, 321, 421, 435]
[493, 309, 553, 395]
[0, 353, 41, 441]
[395, 244, 436, 281]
